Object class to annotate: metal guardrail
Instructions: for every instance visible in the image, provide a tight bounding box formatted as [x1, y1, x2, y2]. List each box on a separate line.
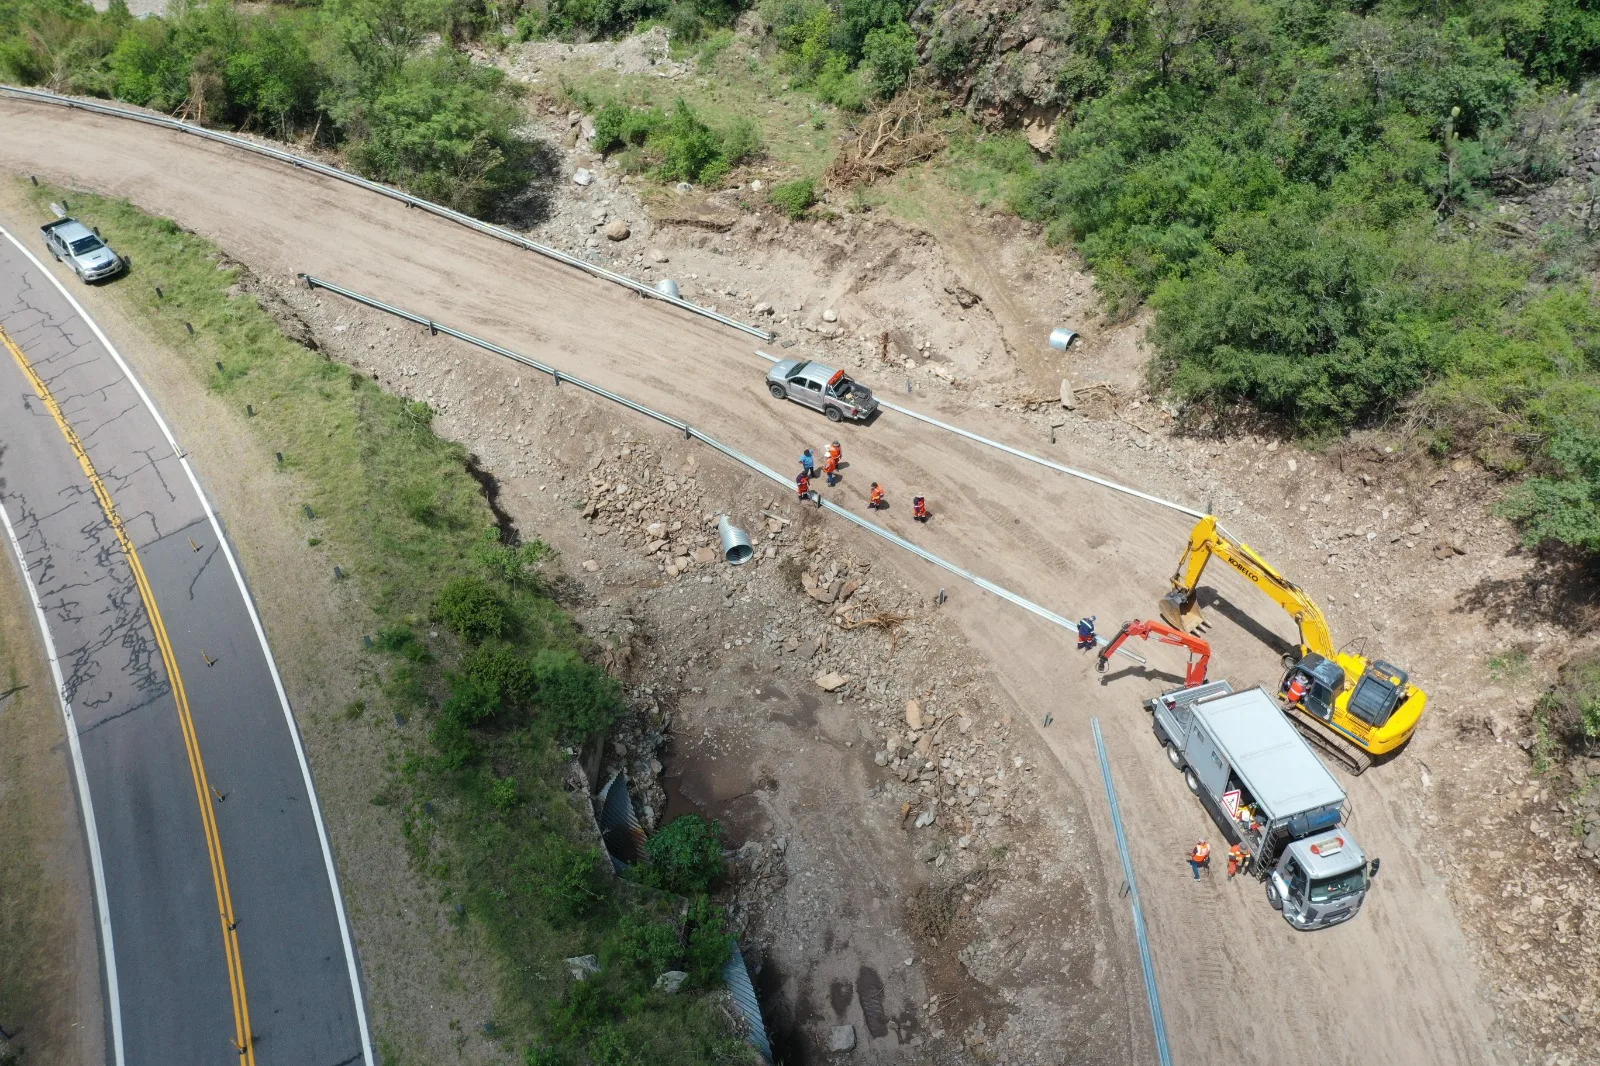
[0, 84, 774, 342]
[754, 348, 1208, 522]
[298, 273, 1145, 662]
[1091, 717, 1173, 1066]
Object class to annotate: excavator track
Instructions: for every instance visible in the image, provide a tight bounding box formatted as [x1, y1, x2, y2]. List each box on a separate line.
[1285, 709, 1373, 776]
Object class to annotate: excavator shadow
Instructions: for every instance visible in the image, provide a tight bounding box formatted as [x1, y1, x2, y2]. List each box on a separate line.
[1196, 588, 1297, 661]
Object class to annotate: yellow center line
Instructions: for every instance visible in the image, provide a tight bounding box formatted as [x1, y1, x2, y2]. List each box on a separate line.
[2, 324, 256, 1063]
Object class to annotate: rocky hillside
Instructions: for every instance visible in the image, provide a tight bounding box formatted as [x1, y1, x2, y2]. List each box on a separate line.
[915, 0, 1073, 146]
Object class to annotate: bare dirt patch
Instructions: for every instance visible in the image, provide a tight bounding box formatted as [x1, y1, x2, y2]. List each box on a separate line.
[276, 279, 1143, 1065]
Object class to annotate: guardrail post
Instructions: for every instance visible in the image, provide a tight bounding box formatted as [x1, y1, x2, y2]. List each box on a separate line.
[552, 370, 560, 386]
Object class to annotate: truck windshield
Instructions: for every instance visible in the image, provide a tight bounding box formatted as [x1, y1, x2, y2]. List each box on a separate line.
[68, 235, 103, 254]
[1308, 868, 1366, 903]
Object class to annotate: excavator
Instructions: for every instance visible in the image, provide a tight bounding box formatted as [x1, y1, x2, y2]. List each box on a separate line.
[1095, 619, 1211, 688]
[1158, 515, 1427, 774]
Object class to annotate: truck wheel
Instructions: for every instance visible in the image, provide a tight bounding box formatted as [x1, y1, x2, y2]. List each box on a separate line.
[1165, 743, 1184, 770]
[1266, 881, 1283, 911]
[1281, 651, 1300, 670]
[1184, 768, 1200, 795]
[769, 383, 787, 400]
[49, 248, 60, 262]
[824, 405, 844, 423]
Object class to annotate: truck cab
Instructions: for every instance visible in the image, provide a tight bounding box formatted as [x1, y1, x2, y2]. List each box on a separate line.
[1267, 830, 1378, 930]
[1147, 681, 1378, 929]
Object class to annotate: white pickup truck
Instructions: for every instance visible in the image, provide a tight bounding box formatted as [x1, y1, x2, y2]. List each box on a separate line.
[765, 359, 877, 423]
[42, 215, 125, 283]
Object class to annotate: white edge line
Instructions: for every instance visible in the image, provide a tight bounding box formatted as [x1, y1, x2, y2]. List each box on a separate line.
[1, 226, 376, 1065]
[0, 502, 125, 1066]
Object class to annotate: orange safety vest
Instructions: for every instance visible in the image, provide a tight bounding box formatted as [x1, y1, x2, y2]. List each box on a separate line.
[1228, 844, 1247, 862]
[826, 444, 841, 464]
[824, 454, 839, 474]
[1191, 842, 1210, 862]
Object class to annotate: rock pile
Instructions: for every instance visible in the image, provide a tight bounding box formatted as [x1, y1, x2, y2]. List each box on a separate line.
[577, 440, 741, 578]
[880, 697, 1022, 856]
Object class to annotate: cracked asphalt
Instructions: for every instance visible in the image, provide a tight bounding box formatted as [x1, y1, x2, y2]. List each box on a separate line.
[0, 234, 367, 1065]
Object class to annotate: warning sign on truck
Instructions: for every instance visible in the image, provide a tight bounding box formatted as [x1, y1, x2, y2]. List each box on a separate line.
[1221, 789, 1242, 819]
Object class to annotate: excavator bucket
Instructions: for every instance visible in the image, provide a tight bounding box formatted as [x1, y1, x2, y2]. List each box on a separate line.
[1159, 589, 1206, 633]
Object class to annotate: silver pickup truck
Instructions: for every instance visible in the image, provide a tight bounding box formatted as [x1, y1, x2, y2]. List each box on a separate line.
[42, 216, 125, 283]
[765, 359, 877, 422]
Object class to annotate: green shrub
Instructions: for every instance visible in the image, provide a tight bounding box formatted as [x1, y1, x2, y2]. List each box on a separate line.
[683, 895, 730, 986]
[472, 527, 553, 587]
[768, 178, 816, 219]
[435, 575, 508, 641]
[861, 21, 916, 97]
[603, 912, 681, 977]
[590, 99, 760, 184]
[531, 649, 623, 742]
[593, 101, 665, 154]
[656, 98, 730, 182]
[1534, 652, 1600, 756]
[374, 623, 427, 661]
[468, 640, 539, 697]
[442, 668, 503, 725]
[638, 814, 724, 895]
[528, 837, 606, 917]
[763, 0, 911, 104]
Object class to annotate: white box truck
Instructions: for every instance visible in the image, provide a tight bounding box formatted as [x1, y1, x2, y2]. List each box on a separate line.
[1147, 680, 1380, 929]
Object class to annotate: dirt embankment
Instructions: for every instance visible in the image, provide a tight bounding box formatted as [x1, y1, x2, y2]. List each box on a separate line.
[269, 265, 1143, 1065]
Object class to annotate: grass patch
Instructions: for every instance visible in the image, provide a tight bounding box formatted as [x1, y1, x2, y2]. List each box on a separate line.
[551, 32, 844, 182]
[22, 181, 755, 1065]
[1487, 648, 1533, 683]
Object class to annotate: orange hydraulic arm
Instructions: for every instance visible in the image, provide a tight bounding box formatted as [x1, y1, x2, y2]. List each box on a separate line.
[1095, 619, 1211, 687]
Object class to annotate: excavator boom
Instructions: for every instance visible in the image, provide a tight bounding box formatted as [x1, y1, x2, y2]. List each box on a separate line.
[1159, 516, 1428, 767]
[1160, 516, 1335, 659]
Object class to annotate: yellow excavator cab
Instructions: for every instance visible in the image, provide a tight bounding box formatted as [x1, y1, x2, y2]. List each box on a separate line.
[1164, 516, 1427, 772]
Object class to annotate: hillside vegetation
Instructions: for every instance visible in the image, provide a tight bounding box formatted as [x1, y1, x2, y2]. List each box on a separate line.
[11, 1, 1600, 538]
[927, 1, 1600, 555]
[1, 0, 547, 215]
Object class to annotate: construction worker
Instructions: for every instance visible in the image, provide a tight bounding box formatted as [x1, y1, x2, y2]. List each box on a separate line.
[1188, 839, 1211, 880]
[826, 440, 842, 469]
[868, 482, 886, 510]
[799, 449, 816, 480]
[796, 471, 814, 504]
[823, 450, 840, 486]
[912, 496, 929, 522]
[1076, 616, 1097, 651]
[1227, 842, 1249, 879]
[1284, 671, 1310, 705]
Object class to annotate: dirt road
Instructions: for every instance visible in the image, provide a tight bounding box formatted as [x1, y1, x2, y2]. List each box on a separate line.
[0, 98, 1514, 1065]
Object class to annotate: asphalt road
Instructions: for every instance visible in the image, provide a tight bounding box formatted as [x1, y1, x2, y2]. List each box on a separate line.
[0, 231, 369, 1065]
